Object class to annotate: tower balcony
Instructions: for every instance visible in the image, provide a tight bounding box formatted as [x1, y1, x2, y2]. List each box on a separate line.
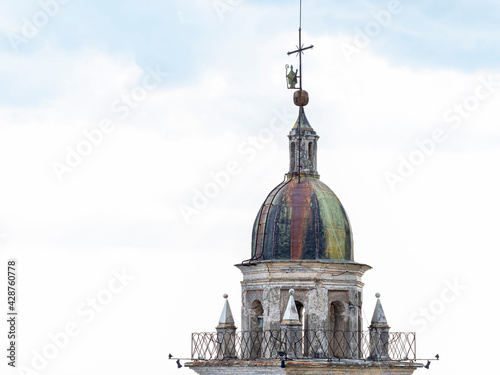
[190, 329, 416, 362]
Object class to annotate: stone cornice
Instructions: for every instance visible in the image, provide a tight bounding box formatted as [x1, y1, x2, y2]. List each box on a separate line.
[235, 261, 371, 285]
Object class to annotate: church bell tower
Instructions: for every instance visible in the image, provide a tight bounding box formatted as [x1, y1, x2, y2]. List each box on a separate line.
[183, 2, 424, 374]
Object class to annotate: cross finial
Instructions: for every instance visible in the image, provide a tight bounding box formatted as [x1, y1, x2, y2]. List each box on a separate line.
[285, 0, 314, 91]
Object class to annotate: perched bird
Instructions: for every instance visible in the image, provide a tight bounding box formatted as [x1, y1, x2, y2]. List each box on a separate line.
[435, 354, 440, 360]
[168, 353, 173, 359]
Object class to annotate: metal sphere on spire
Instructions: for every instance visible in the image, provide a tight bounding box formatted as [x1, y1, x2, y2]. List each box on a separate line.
[293, 89, 309, 106]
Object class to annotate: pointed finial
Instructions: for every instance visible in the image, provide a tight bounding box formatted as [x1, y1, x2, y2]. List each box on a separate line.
[371, 293, 389, 327]
[368, 292, 391, 360]
[281, 288, 301, 326]
[217, 293, 235, 328]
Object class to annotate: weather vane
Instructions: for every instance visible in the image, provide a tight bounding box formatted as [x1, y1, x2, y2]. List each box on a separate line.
[285, 0, 314, 91]
[285, 0, 314, 184]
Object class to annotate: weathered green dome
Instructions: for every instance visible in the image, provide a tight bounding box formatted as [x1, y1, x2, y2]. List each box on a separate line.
[251, 176, 353, 261]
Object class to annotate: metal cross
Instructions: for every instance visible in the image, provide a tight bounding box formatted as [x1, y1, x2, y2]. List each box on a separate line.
[286, 0, 313, 91]
[286, 0, 314, 184]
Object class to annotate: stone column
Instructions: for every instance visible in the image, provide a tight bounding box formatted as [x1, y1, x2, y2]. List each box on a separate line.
[305, 287, 328, 358]
[280, 289, 303, 359]
[216, 294, 237, 359]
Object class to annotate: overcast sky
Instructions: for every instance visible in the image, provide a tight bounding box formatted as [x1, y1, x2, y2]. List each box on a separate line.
[1, 1, 499, 374]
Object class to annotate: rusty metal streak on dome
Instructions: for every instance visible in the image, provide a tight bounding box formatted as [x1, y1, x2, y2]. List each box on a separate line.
[251, 177, 353, 262]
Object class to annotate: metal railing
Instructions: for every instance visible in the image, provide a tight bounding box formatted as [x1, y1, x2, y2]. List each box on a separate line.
[191, 330, 416, 361]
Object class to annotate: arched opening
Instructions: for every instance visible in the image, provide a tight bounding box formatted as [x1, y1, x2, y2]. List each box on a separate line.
[308, 142, 312, 165]
[329, 301, 349, 358]
[290, 142, 296, 170]
[295, 301, 304, 323]
[249, 300, 263, 359]
[294, 301, 305, 356]
[250, 300, 264, 330]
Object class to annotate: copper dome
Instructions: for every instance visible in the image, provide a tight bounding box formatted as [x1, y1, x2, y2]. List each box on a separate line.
[251, 176, 353, 262]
